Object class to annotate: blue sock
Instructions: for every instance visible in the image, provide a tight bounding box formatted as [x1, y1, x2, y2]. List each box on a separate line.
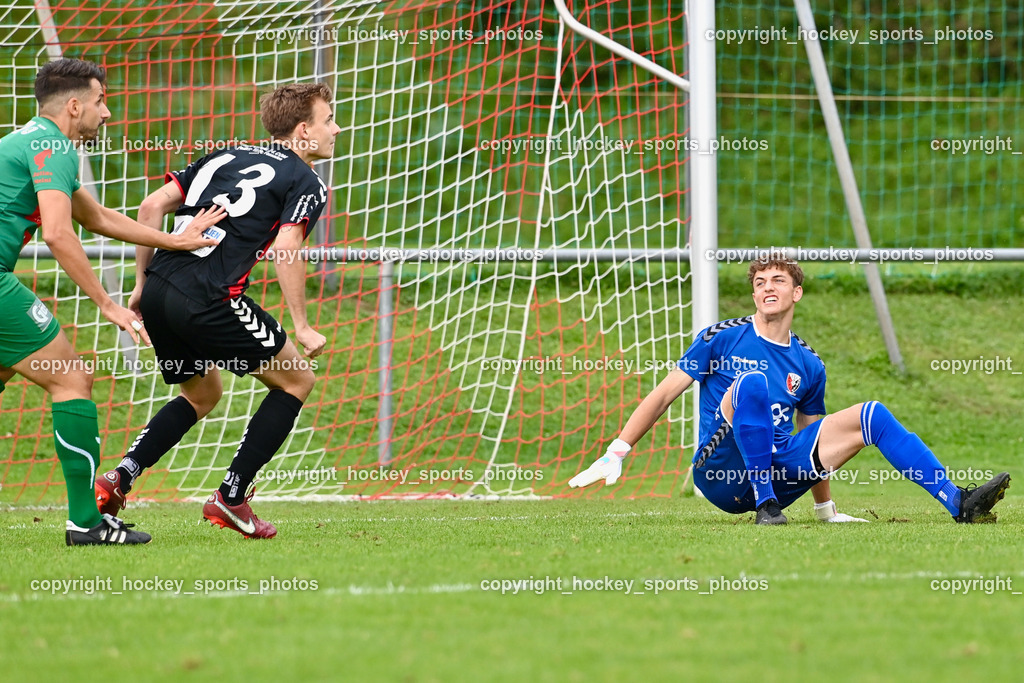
[731, 371, 776, 506]
[861, 401, 961, 516]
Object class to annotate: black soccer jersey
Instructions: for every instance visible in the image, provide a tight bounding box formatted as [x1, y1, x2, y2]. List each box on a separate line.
[147, 142, 327, 302]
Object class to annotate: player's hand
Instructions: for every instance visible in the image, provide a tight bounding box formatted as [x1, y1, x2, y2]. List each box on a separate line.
[569, 440, 631, 488]
[102, 302, 151, 347]
[814, 500, 868, 523]
[127, 285, 144, 319]
[170, 205, 227, 251]
[295, 326, 327, 359]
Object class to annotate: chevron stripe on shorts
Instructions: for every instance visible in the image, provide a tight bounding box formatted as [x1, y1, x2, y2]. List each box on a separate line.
[229, 298, 279, 349]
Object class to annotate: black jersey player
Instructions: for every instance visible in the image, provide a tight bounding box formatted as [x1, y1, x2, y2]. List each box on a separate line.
[95, 83, 341, 538]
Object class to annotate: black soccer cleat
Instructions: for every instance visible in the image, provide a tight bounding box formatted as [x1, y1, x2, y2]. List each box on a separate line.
[755, 499, 788, 525]
[65, 513, 152, 546]
[955, 472, 1010, 524]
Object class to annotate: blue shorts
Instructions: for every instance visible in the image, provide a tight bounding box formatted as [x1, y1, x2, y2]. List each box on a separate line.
[692, 415, 826, 513]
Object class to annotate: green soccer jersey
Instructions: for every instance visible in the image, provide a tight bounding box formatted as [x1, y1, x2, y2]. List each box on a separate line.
[0, 116, 81, 273]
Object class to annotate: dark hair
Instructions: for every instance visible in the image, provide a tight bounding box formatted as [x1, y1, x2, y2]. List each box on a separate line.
[260, 83, 333, 137]
[35, 58, 106, 105]
[747, 251, 805, 287]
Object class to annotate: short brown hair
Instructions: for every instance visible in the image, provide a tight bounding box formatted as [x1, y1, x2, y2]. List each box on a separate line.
[35, 58, 105, 106]
[747, 252, 805, 287]
[259, 83, 333, 138]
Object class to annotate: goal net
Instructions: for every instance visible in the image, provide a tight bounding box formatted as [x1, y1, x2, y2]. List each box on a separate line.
[0, 0, 693, 503]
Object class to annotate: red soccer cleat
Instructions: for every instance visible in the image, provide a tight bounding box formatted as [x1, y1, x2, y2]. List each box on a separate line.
[202, 489, 277, 539]
[95, 470, 127, 517]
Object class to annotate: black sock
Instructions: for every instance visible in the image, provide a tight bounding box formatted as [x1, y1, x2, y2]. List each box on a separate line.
[219, 390, 303, 505]
[117, 396, 198, 493]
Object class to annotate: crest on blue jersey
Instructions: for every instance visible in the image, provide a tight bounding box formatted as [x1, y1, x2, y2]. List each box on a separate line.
[786, 372, 801, 396]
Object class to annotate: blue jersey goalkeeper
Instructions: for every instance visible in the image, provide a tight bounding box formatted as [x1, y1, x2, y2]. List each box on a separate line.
[570, 253, 1010, 525]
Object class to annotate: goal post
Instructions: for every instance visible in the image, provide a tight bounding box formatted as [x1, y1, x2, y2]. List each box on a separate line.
[553, 0, 717, 499]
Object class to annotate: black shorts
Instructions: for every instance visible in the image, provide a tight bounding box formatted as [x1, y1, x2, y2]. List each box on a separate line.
[139, 274, 287, 384]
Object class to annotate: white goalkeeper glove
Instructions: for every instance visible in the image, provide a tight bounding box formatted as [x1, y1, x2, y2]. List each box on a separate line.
[814, 500, 868, 523]
[569, 439, 631, 488]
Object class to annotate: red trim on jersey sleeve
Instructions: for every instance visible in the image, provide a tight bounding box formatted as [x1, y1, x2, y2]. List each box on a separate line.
[165, 172, 185, 200]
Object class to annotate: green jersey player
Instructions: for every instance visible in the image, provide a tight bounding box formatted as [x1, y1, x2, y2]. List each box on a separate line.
[0, 58, 223, 545]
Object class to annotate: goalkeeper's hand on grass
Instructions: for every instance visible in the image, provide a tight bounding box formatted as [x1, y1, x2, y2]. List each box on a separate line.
[569, 439, 631, 488]
[814, 500, 869, 523]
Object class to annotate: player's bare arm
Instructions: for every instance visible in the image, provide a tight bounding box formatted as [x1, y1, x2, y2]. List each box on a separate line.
[273, 222, 327, 358]
[70, 185, 224, 251]
[569, 368, 694, 488]
[619, 368, 695, 445]
[37, 188, 148, 345]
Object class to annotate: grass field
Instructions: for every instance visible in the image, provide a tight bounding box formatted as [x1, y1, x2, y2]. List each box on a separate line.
[3, 265, 1024, 681]
[2, 494, 1022, 682]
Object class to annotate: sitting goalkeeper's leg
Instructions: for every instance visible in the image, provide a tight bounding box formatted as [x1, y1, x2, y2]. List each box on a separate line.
[720, 370, 783, 524]
[98, 371, 222, 511]
[817, 402, 1009, 523]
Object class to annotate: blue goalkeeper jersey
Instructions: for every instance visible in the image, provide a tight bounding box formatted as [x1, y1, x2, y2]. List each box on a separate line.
[678, 316, 827, 448]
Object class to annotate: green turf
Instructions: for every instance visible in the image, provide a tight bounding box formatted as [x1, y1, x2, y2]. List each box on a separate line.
[2, 493, 1022, 682]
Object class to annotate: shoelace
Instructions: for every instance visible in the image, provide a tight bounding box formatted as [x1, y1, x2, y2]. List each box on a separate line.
[101, 514, 137, 530]
[239, 486, 264, 522]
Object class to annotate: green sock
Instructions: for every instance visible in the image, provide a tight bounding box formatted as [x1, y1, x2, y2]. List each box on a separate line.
[52, 399, 102, 528]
